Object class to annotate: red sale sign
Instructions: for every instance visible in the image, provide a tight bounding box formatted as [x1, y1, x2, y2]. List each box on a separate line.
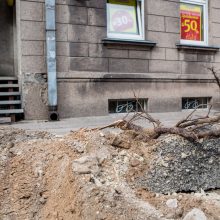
[180, 4, 202, 41]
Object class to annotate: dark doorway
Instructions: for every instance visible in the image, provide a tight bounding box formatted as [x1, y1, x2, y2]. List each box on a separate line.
[0, 1, 14, 76]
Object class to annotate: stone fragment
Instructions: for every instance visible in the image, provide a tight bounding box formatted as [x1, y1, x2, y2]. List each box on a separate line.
[72, 155, 99, 175]
[130, 158, 140, 167]
[166, 198, 178, 208]
[183, 208, 207, 220]
[111, 135, 131, 149]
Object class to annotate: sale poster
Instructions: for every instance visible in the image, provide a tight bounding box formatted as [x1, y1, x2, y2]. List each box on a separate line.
[107, 3, 138, 35]
[180, 3, 202, 41]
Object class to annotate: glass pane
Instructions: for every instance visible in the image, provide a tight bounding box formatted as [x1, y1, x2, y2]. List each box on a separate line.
[107, 0, 139, 35]
[180, 3, 204, 41]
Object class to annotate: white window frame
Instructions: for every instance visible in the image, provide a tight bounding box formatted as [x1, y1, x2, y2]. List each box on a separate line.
[107, 0, 145, 40]
[180, 0, 208, 46]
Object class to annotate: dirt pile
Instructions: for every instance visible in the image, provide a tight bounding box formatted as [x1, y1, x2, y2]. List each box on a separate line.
[0, 126, 220, 220]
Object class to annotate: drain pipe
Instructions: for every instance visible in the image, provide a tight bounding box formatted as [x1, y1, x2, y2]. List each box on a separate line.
[45, 0, 59, 121]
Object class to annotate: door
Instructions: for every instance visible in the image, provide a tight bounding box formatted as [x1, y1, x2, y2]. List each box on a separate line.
[0, 0, 14, 76]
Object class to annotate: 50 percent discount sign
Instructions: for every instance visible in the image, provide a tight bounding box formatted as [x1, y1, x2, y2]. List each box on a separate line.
[180, 4, 202, 41]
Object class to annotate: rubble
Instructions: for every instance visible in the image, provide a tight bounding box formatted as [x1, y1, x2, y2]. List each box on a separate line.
[166, 199, 178, 209]
[0, 126, 219, 220]
[135, 135, 220, 193]
[183, 208, 207, 220]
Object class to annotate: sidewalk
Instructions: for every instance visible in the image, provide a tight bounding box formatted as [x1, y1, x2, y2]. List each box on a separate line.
[8, 110, 216, 136]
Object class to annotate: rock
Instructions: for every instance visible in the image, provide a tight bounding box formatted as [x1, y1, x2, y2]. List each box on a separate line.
[183, 208, 207, 220]
[70, 141, 85, 153]
[181, 152, 188, 159]
[114, 187, 122, 194]
[166, 199, 178, 209]
[99, 132, 105, 137]
[39, 197, 47, 204]
[111, 135, 131, 149]
[130, 158, 140, 167]
[166, 207, 183, 219]
[72, 155, 99, 175]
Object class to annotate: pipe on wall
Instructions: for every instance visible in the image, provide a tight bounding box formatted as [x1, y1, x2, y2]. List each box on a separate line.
[45, 0, 59, 121]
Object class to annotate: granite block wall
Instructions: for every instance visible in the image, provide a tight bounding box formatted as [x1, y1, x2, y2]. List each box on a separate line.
[17, 0, 220, 119]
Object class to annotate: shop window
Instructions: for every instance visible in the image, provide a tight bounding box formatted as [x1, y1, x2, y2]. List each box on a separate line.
[106, 0, 144, 40]
[180, 0, 208, 46]
[108, 99, 147, 113]
[182, 97, 210, 109]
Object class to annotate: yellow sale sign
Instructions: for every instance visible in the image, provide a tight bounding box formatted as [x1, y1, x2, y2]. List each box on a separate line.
[180, 3, 202, 41]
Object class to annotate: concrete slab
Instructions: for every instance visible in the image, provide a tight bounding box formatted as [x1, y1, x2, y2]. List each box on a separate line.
[0, 117, 11, 124]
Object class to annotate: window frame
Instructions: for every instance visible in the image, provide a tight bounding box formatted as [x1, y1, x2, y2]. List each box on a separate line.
[106, 0, 145, 40]
[180, 0, 208, 46]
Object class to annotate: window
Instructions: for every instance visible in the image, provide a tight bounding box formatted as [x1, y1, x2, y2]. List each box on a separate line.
[106, 0, 144, 40]
[182, 97, 211, 109]
[108, 99, 147, 113]
[180, 0, 208, 46]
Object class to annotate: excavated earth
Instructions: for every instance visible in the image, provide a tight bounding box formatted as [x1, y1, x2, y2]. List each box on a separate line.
[0, 126, 220, 220]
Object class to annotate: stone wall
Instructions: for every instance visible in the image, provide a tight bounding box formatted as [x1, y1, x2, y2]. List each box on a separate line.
[17, 0, 220, 119]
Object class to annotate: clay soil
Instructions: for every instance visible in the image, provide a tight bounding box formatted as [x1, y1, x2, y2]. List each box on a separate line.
[0, 126, 220, 220]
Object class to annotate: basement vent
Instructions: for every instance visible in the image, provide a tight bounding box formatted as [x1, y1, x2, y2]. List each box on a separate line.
[182, 97, 211, 110]
[108, 99, 147, 113]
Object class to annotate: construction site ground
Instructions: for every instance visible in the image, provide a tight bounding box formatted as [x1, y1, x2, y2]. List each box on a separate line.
[0, 111, 220, 220]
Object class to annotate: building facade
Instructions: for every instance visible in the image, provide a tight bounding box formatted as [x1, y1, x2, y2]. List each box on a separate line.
[1, 0, 220, 120]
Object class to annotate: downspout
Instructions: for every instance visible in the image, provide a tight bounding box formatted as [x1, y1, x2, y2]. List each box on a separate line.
[45, 0, 59, 120]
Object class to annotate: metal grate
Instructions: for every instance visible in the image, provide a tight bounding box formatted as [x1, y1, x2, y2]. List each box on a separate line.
[108, 99, 147, 113]
[182, 97, 211, 110]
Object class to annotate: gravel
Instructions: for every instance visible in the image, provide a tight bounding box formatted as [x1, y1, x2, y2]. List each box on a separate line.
[136, 135, 220, 193]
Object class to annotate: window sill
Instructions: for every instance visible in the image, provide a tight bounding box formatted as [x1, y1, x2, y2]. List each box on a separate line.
[176, 43, 220, 52]
[102, 38, 156, 48]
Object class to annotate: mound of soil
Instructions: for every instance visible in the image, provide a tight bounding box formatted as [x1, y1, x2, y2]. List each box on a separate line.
[0, 127, 219, 220]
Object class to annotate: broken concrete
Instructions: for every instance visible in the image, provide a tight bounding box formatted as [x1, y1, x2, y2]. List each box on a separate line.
[183, 208, 207, 220]
[135, 135, 220, 194]
[0, 127, 220, 220]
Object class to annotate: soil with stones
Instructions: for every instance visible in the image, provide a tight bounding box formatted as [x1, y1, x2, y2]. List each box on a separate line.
[0, 126, 220, 220]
